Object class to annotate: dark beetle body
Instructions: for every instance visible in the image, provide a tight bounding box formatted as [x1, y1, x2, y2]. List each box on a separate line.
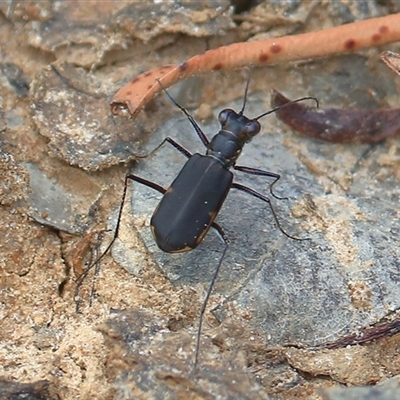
[150, 109, 262, 253]
[151, 154, 232, 252]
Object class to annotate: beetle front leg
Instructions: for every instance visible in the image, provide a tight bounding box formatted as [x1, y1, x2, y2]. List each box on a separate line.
[135, 136, 192, 160]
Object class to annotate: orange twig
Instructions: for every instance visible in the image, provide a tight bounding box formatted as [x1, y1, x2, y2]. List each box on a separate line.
[111, 13, 400, 119]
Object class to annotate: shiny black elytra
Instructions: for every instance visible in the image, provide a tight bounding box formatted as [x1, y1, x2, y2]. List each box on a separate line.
[76, 75, 317, 370]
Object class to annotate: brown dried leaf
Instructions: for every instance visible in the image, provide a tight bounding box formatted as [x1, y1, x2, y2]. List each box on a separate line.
[271, 90, 400, 144]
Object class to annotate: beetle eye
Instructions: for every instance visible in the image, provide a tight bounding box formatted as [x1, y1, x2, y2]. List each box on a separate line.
[246, 120, 261, 136]
[218, 109, 233, 125]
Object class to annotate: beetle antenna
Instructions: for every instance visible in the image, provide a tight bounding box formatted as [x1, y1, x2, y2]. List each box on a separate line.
[239, 64, 254, 115]
[255, 95, 319, 121]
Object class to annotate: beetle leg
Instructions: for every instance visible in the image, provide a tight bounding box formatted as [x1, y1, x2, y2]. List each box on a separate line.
[75, 174, 167, 310]
[135, 136, 192, 160]
[103, 174, 167, 259]
[194, 221, 229, 370]
[156, 78, 210, 148]
[233, 165, 287, 200]
[231, 182, 309, 241]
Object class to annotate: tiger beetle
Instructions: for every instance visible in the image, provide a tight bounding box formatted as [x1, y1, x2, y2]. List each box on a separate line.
[76, 70, 318, 370]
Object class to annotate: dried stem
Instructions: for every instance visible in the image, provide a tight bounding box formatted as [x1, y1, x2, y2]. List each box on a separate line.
[111, 13, 400, 118]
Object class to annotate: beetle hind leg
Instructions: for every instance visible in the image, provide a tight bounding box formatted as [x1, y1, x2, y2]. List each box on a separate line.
[75, 174, 167, 310]
[194, 221, 229, 370]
